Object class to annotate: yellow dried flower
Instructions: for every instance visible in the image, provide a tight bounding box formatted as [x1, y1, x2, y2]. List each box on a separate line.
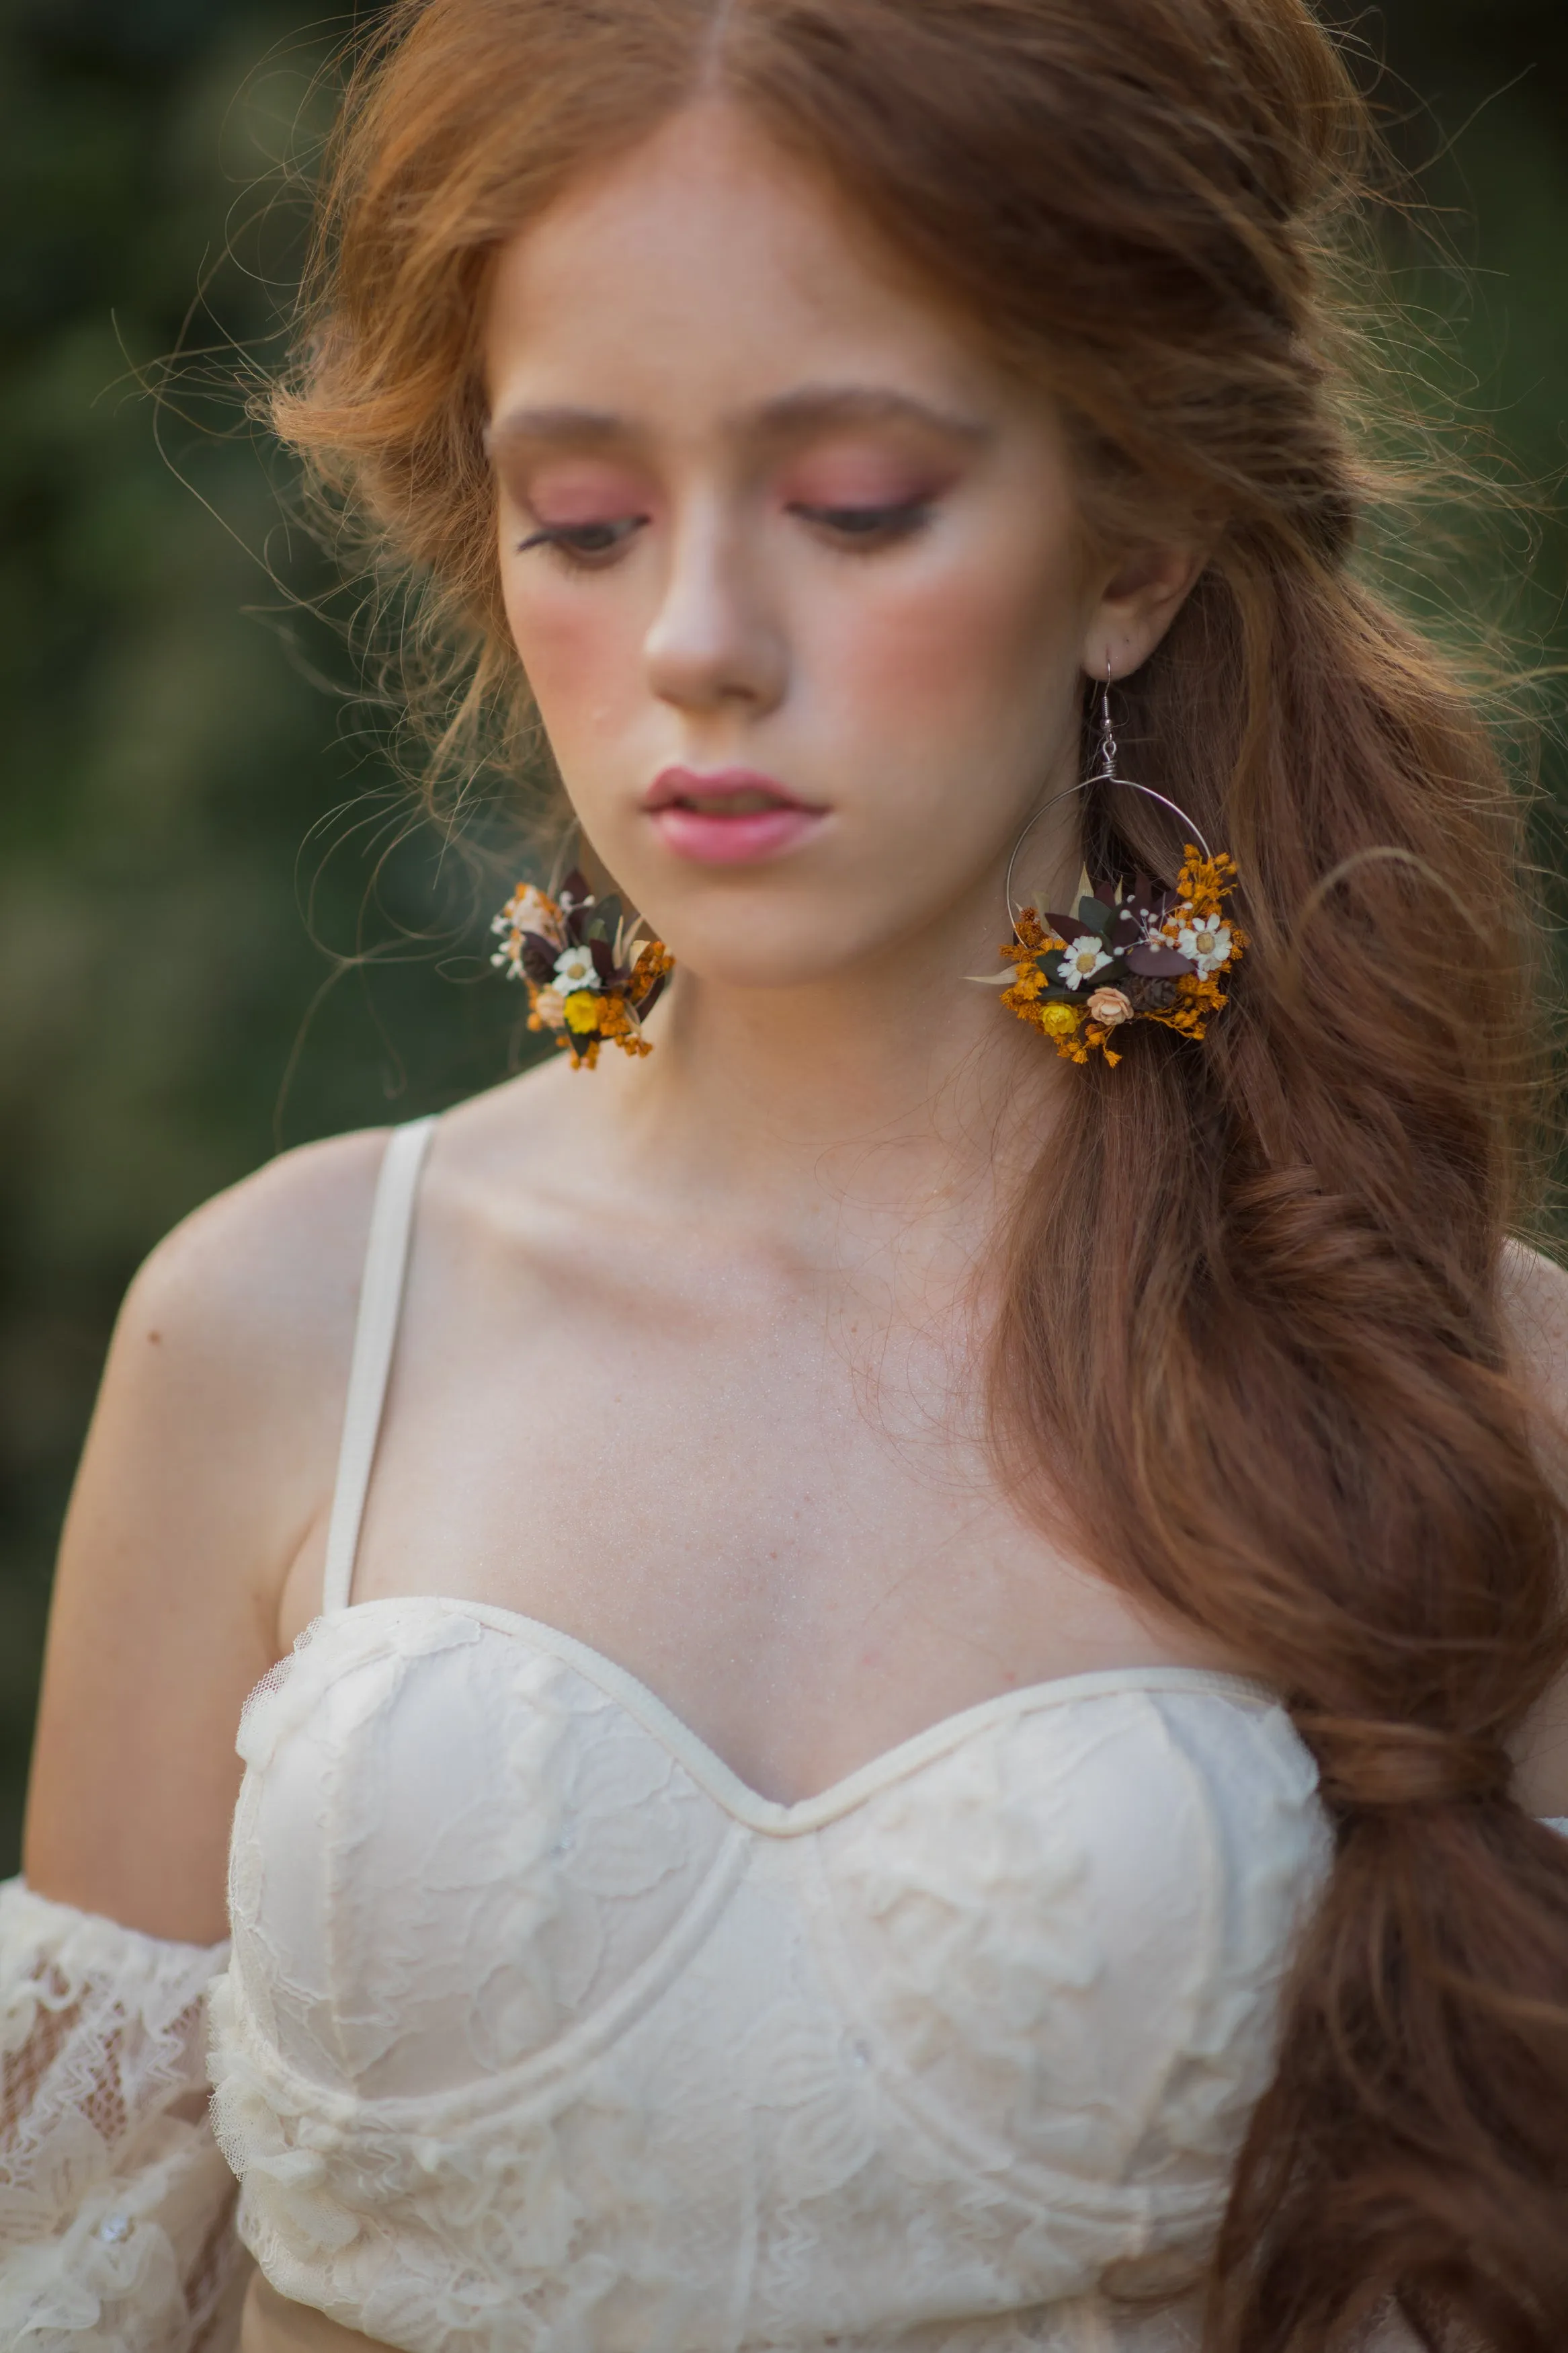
[1037, 1001, 1083, 1040]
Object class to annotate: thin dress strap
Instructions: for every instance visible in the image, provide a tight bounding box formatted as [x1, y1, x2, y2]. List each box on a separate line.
[320, 1116, 439, 1614]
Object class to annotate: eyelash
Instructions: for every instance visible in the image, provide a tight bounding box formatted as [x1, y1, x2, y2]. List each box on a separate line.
[788, 496, 936, 550]
[515, 497, 935, 571]
[516, 518, 647, 569]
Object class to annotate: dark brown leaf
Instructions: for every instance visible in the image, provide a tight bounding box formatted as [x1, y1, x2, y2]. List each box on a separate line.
[1126, 943, 1194, 977]
[520, 932, 559, 983]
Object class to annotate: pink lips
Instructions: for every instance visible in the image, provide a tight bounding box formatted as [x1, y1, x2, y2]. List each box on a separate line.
[643, 766, 827, 866]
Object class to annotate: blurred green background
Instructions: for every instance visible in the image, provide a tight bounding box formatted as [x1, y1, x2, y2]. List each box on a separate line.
[1, 0, 1565, 1877]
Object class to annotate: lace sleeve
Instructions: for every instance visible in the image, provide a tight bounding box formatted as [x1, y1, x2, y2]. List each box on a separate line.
[0, 1875, 250, 2351]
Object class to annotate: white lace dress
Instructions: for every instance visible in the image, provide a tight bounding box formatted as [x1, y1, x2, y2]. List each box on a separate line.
[210, 1597, 1329, 2353]
[4, 1119, 1563, 2353]
[0, 1876, 249, 2348]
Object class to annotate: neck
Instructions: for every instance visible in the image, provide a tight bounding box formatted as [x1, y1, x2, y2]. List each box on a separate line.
[595, 870, 1067, 1255]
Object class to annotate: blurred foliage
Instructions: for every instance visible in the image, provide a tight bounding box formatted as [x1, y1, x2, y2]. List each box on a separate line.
[0, 0, 537, 1873]
[1, 0, 1565, 1876]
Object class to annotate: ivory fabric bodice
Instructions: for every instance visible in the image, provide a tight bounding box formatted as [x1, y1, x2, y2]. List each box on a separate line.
[206, 1118, 1335, 2353]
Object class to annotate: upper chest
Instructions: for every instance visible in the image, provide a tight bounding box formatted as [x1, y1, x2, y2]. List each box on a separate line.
[274, 1184, 1249, 1802]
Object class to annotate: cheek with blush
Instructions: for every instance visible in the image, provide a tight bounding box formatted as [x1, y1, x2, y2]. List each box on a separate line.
[811, 550, 1081, 789]
[501, 574, 641, 762]
[496, 456, 656, 756]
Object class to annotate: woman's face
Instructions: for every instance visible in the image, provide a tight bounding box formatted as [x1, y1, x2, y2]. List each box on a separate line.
[484, 102, 1187, 988]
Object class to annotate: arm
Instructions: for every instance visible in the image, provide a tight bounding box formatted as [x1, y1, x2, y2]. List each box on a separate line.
[23, 1129, 386, 1940]
[3, 1130, 387, 2346]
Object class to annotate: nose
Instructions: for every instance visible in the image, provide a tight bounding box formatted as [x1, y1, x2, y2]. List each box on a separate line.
[643, 496, 787, 718]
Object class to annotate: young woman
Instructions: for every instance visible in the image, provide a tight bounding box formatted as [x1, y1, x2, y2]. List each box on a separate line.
[4, 1, 1567, 2348]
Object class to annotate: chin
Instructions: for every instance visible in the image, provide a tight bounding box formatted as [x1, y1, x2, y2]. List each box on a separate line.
[594, 836, 968, 990]
[636, 898, 888, 993]
[661, 936, 861, 994]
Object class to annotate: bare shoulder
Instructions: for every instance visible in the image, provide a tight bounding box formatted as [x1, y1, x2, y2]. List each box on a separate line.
[91, 1123, 397, 1591]
[22, 1126, 393, 1943]
[1500, 1238, 1568, 1408]
[1499, 1238, 1568, 1819]
[116, 1123, 393, 1402]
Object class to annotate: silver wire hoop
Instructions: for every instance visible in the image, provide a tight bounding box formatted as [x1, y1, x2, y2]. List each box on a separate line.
[1004, 675, 1214, 937]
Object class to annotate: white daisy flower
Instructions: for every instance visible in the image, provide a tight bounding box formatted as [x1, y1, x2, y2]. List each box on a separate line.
[1057, 934, 1114, 990]
[553, 945, 602, 993]
[1175, 916, 1232, 976]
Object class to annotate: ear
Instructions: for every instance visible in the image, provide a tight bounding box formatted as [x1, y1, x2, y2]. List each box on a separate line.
[1081, 540, 1206, 682]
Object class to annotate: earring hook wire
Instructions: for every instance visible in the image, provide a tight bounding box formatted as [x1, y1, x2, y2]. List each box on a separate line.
[1004, 672, 1214, 935]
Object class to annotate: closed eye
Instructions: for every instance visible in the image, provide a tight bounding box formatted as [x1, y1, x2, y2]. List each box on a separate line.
[788, 497, 935, 549]
[517, 516, 648, 568]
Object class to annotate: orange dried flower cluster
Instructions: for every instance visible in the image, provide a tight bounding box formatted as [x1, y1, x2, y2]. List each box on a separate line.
[1001, 849, 1245, 1068]
[491, 871, 673, 1069]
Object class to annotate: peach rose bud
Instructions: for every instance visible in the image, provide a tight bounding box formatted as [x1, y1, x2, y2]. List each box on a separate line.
[1087, 986, 1134, 1026]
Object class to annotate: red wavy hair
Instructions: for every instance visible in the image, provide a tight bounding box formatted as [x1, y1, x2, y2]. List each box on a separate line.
[272, 3, 1568, 2344]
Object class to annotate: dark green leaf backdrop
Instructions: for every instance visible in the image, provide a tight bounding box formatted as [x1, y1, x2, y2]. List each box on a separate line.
[2, 0, 1565, 1872]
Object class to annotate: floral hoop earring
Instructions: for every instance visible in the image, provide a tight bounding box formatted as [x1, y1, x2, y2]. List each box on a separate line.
[491, 867, 673, 1069]
[993, 671, 1245, 1067]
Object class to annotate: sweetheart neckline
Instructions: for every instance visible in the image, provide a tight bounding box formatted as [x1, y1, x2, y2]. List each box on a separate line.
[299, 1593, 1289, 1836]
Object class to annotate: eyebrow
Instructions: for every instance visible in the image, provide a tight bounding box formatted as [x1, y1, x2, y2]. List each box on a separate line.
[751, 385, 993, 445]
[485, 383, 993, 457]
